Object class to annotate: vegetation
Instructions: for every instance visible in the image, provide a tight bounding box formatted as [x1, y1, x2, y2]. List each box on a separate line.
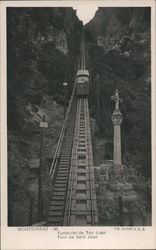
[7, 7, 82, 225]
[85, 7, 151, 179]
[7, 7, 151, 225]
[7, 7, 82, 131]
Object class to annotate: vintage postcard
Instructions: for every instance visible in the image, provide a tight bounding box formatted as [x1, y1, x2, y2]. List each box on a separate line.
[1, 0, 156, 249]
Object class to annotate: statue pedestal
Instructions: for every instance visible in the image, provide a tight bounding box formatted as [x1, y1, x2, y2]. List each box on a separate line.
[109, 165, 137, 203]
[109, 164, 124, 183]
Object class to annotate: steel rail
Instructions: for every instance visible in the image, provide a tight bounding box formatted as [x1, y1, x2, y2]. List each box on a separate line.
[67, 98, 81, 225]
[85, 100, 95, 225]
[49, 33, 86, 187]
[66, 98, 96, 226]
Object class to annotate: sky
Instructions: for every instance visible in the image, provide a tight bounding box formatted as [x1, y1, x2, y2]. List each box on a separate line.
[71, 2, 100, 24]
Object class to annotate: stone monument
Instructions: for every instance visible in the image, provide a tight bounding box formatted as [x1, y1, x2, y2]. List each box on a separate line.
[111, 89, 123, 176]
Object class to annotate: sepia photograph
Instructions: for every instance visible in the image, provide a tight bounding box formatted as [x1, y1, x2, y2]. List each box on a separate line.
[6, 4, 152, 228]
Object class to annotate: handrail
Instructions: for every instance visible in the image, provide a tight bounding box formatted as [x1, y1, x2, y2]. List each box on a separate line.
[49, 79, 77, 187]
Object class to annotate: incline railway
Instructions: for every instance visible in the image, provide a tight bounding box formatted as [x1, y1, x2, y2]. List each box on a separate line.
[47, 34, 98, 226]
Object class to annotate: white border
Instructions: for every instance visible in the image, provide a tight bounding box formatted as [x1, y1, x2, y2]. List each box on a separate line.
[1, 1, 156, 249]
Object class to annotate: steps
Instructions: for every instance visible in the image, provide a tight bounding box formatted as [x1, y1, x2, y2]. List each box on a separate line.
[46, 98, 77, 226]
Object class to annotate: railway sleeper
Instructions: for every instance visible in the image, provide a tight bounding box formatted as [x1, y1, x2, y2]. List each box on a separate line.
[72, 199, 98, 211]
[58, 168, 69, 172]
[53, 191, 66, 196]
[60, 156, 71, 160]
[57, 174, 68, 177]
[58, 164, 70, 168]
[57, 172, 69, 176]
[50, 200, 64, 205]
[61, 152, 71, 155]
[58, 166, 69, 170]
[60, 152, 71, 155]
[57, 170, 69, 174]
[48, 211, 64, 216]
[49, 205, 64, 211]
[54, 187, 67, 192]
[59, 162, 70, 165]
[52, 196, 65, 201]
[59, 161, 70, 165]
[47, 216, 63, 223]
[55, 180, 68, 184]
[54, 183, 67, 188]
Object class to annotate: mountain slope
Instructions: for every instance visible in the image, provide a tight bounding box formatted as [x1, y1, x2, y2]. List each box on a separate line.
[7, 7, 82, 226]
[85, 7, 151, 178]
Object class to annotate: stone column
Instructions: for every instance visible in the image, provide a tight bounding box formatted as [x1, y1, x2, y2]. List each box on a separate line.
[112, 109, 122, 166]
[111, 89, 123, 168]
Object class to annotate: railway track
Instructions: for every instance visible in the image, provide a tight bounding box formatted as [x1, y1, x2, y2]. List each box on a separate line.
[47, 97, 98, 226]
[64, 98, 98, 226]
[46, 33, 98, 226]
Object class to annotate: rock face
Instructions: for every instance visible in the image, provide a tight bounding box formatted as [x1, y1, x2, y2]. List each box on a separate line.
[7, 7, 151, 226]
[55, 31, 68, 54]
[7, 7, 82, 130]
[86, 7, 150, 52]
[7, 7, 82, 226]
[86, 7, 151, 225]
[85, 7, 151, 178]
[35, 27, 68, 54]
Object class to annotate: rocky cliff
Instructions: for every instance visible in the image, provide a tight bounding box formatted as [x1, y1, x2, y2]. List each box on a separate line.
[85, 7, 151, 225]
[7, 7, 82, 226]
[8, 7, 82, 131]
[7, 7, 151, 226]
[86, 7, 150, 50]
[85, 7, 151, 177]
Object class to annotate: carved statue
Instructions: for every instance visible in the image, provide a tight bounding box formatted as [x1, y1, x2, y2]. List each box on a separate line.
[111, 89, 121, 110]
[115, 89, 120, 110]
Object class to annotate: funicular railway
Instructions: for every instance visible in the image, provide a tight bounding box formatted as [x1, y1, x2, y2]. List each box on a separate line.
[47, 34, 98, 226]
